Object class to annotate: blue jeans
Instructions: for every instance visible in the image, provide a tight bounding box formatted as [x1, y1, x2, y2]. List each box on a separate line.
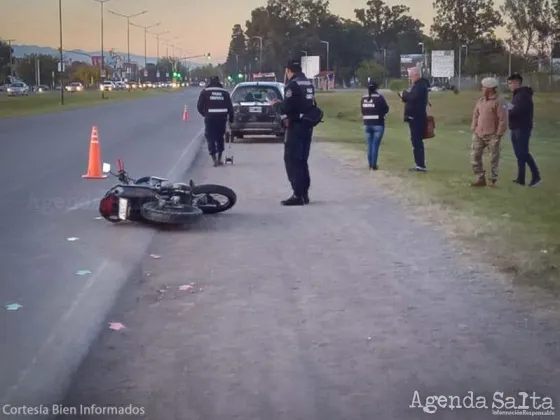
[364, 125, 385, 167]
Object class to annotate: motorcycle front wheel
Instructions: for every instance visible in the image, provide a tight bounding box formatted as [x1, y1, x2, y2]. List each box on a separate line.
[192, 184, 237, 214]
[141, 202, 203, 225]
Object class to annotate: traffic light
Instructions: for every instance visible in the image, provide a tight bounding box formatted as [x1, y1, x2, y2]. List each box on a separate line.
[206, 53, 211, 61]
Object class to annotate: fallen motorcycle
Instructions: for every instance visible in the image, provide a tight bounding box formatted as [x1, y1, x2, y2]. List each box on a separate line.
[98, 159, 237, 225]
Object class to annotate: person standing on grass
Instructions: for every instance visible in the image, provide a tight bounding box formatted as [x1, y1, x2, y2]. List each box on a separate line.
[361, 80, 389, 170]
[399, 67, 430, 172]
[470, 77, 508, 187]
[507, 73, 542, 187]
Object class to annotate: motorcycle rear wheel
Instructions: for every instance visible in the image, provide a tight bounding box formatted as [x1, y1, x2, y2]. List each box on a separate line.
[192, 184, 237, 214]
[141, 202, 203, 225]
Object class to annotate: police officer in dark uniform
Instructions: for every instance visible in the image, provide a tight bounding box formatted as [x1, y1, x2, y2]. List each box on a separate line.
[280, 59, 316, 206]
[197, 76, 234, 166]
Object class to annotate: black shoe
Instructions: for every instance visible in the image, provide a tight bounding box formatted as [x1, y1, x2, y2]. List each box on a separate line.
[529, 178, 542, 187]
[303, 194, 310, 204]
[408, 166, 427, 172]
[512, 179, 525, 186]
[211, 154, 218, 167]
[281, 195, 305, 206]
[371, 165, 378, 170]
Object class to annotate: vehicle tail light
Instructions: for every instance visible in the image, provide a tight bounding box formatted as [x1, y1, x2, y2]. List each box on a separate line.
[99, 195, 118, 217]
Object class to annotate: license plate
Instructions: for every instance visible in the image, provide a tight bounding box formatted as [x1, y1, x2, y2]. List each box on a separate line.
[118, 198, 128, 220]
[249, 107, 262, 113]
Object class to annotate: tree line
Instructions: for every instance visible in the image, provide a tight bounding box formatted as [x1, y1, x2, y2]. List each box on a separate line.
[217, 0, 560, 85]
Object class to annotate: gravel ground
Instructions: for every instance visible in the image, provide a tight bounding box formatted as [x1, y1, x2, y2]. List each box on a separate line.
[58, 140, 560, 420]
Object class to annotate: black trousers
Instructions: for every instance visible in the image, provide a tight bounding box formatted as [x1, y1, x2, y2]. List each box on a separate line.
[511, 128, 540, 183]
[284, 122, 312, 197]
[205, 117, 226, 155]
[407, 117, 426, 168]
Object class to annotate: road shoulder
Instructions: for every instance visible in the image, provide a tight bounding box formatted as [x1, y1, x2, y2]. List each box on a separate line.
[59, 139, 560, 420]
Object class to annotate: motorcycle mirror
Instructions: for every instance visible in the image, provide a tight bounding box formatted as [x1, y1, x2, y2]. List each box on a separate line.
[102, 162, 111, 174]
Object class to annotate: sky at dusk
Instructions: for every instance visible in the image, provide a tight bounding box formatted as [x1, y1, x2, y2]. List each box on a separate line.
[2, 0, 506, 63]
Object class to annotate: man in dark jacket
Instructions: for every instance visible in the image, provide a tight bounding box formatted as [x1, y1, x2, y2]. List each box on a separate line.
[197, 76, 234, 166]
[507, 73, 541, 186]
[280, 59, 316, 206]
[400, 67, 429, 172]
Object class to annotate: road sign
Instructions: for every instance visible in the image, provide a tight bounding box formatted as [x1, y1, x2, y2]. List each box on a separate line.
[100, 70, 106, 78]
[156, 71, 160, 78]
[166, 72, 169, 78]
[144, 70, 148, 77]
[57, 62, 65, 72]
[431, 50, 455, 78]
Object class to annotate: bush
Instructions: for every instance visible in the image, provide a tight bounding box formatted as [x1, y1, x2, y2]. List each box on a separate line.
[389, 79, 408, 92]
[355, 60, 385, 87]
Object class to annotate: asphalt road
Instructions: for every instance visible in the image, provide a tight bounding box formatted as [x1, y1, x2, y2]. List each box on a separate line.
[0, 88, 205, 414]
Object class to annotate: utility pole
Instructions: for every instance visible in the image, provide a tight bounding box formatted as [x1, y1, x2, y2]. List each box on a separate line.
[93, 0, 111, 99]
[508, 40, 512, 76]
[131, 21, 160, 67]
[383, 48, 387, 88]
[58, 0, 64, 105]
[252, 36, 263, 73]
[458, 44, 467, 91]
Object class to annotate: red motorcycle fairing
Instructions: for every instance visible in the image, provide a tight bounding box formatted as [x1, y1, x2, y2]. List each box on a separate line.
[99, 185, 158, 222]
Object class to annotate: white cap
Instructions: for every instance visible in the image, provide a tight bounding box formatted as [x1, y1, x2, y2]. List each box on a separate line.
[481, 77, 498, 88]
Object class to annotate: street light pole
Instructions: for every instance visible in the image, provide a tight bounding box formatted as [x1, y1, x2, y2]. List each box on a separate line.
[131, 21, 160, 67]
[252, 36, 263, 72]
[93, 0, 111, 99]
[458, 44, 467, 91]
[58, 0, 64, 105]
[108, 10, 147, 67]
[320, 40, 329, 91]
[150, 30, 169, 61]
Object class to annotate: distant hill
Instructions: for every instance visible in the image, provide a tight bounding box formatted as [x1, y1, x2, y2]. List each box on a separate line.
[12, 44, 201, 68]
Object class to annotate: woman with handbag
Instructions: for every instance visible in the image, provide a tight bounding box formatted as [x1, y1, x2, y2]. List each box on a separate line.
[360, 80, 390, 170]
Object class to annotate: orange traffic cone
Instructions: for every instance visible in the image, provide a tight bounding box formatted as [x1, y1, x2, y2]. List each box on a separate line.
[182, 105, 189, 122]
[82, 126, 107, 179]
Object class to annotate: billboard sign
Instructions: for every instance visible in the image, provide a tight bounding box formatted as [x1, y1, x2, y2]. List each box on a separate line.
[431, 50, 455, 78]
[301, 55, 320, 78]
[400, 54, 423, 78]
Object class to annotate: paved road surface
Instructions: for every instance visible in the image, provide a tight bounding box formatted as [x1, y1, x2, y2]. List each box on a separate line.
[0, 89, 205, 414]
[59, 142, 560, 419]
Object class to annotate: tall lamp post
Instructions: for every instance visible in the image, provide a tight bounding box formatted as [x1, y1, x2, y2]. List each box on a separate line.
[108, 9, 147, 66]
[93, 0, 112, 99]
[131, 21, 160, 67]
[252, 36, 263, 73]
[150, 30, 169, 61]
[458, 44, 468, 91]
[58, 0, 64, 105]
[320, 40, 330, 91]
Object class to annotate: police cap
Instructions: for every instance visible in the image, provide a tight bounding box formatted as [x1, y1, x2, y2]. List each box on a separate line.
[285, 59, 302, 72]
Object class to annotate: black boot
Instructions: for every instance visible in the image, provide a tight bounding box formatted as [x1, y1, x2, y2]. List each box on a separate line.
[281, 195, 305, 206]
[217, 152, 223, 166]
[303, 193, 310, 204]
[211, 154, 218, 167]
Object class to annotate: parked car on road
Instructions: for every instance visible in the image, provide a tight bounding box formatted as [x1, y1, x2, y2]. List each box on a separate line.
[229, 81, 285, 139]
[7, 82, 30, 97]
[114, 81, 126, 90]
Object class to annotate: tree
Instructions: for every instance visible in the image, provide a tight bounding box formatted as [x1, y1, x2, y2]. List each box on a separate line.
[0, 41, 14, 84]
[355, 59, 385, 86]
[501, 0, 556, 62]
[225, 24, 247, 75]
[15, 54, 59, 86]
[354, 0, 424, 50]
[431, 0, 503, 46]
[70, 62, 100, 86]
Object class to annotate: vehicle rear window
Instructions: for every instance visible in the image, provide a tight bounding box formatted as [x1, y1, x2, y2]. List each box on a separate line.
[232, 86, 281, 103]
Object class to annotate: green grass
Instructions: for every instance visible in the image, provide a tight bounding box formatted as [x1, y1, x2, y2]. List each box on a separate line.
[0, 88, 176, 119]
[315, 90, 560, 289]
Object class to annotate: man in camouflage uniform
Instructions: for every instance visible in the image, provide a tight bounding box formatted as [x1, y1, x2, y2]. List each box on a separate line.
[470, 77, 508, 187]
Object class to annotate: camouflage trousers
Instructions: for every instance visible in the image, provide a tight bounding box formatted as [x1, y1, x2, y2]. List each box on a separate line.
[471, 134, 501, 181]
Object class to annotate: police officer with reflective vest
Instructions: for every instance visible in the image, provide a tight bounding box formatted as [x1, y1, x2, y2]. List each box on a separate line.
[280, 59, 318, 206]
[197, 76, 234, 166]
